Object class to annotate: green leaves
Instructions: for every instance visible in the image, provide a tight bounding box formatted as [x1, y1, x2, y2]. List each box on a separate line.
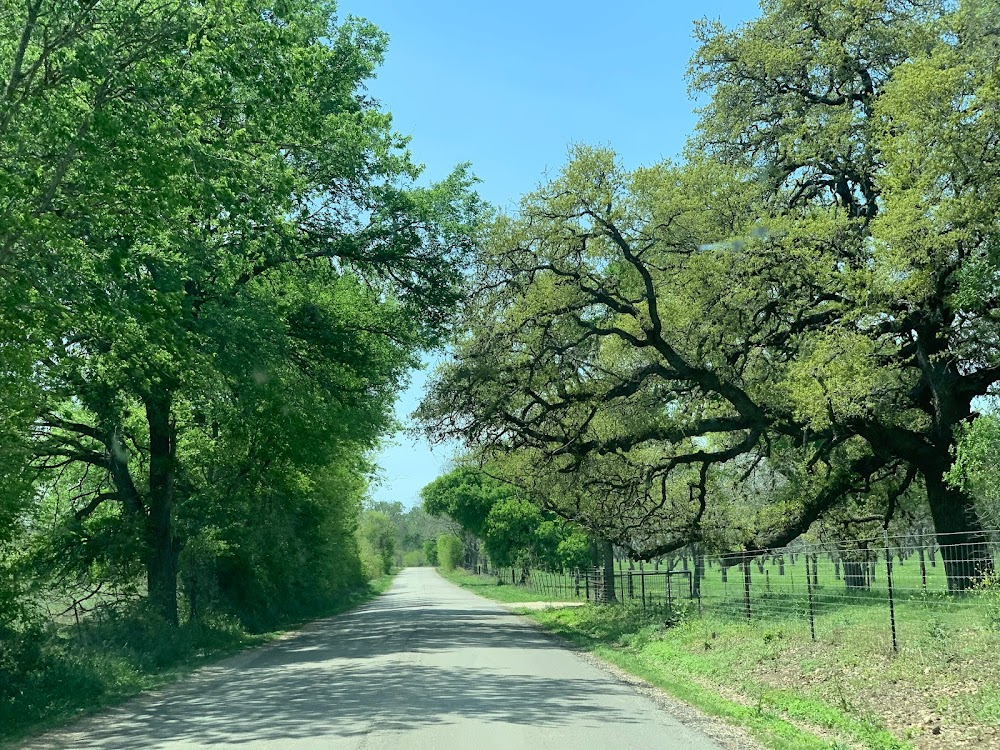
[420, 1, 1000, 574]
[2, 0, 481, 625]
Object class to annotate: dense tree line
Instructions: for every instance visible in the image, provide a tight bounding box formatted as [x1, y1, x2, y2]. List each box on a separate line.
[419, 0, 1000, 590]
[0, 0, 480, 650]
[358, 500, 455, 571]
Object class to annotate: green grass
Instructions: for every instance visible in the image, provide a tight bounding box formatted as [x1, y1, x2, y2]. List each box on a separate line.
[531, 605, 910, 750]
[0, 572, 398, 748]
[436, 567, 579, 603]
[449, 566, 1000, 750]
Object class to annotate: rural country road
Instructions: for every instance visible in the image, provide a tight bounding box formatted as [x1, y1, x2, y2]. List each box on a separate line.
[22, 568, 728, 749]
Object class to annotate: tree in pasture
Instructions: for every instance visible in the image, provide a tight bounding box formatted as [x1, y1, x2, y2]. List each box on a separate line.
[419, 0, 1000, 588]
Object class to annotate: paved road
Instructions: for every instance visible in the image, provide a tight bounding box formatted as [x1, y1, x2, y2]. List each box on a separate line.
[23, 568, 725, 749]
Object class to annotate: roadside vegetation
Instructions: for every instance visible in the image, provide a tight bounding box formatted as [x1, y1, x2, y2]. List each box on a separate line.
[0, 572, 397, 747]
[530, 601, 999, 750]
[437, 567, 578, 604]
[446, 567, 998, 750]
[0, 0, 479, 742]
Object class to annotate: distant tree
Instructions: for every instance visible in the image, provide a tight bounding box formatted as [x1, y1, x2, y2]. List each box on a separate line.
[436, 534, 464, 572]
[359, 510, 397, 577]
[423, 539, 439, 566]
[421, 466, 513, 538]
[951, 416, 1000, 529]
[483, 499, 543, 571]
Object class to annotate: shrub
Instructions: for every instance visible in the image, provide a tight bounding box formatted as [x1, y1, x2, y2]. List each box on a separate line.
[437, 534, 464, 572]
[423, 539, 439, 565]
[402, 549, 424, 567]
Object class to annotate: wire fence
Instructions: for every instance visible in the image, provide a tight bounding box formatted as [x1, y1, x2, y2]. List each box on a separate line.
[473, 529, 1000, 652]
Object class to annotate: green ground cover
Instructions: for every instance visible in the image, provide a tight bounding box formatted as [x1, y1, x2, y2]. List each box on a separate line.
[0, 573, 397, 748]
[447, 566, 1000, 750]
[437, 568, 577, 603]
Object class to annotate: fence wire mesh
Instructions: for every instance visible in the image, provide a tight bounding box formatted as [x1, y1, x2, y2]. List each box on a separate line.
[473, 529, 1000, 652]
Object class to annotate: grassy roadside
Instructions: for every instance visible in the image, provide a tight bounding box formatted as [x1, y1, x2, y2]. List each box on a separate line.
[441, 568, 847, 750]
[444, 567, 997, 750]
[436, 567, 581, 603]
[529, 605, 906, 750]
[1, 572, 397, 748]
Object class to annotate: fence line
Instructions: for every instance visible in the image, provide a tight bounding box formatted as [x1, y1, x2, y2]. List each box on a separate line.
[471, 528, 1000, 653]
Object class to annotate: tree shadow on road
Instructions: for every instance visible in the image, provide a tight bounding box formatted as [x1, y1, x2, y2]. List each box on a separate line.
[23, 577, 644, 748]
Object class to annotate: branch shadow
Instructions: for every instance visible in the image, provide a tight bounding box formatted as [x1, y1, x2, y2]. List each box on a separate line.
[24, 573, 643, 748]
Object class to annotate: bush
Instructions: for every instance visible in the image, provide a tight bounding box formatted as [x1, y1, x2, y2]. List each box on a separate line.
[423, 539, 439, 565]
[360, 544, 388, 581]
[437, 534, 464, 572]
[402, 549, 424, 567]
[0, 601, 261, 741]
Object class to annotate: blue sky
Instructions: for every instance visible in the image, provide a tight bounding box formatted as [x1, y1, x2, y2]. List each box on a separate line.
[341, 0, 763, 508]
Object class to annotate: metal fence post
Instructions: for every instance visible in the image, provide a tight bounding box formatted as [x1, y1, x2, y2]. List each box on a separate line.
[805, 553, 817, 641]
[884, 529, 899, 654]
[742, 559, 752, 622]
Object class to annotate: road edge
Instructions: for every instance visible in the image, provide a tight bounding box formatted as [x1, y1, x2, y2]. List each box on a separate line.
[433, 568, 768, 750]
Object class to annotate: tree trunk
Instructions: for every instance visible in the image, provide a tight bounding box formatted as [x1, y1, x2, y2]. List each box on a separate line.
[145, 392, 178, 625]
[843, 560, 868, 590]
[602, 539, 616, 603]
[924, 468, 994, 590]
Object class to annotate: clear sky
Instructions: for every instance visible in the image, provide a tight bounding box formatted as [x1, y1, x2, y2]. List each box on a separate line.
[341, 0, 763, 508]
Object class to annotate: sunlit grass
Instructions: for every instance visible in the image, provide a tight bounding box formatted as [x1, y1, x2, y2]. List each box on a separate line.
[436, 567, 580, 603]
[449, 564, 1000, 750]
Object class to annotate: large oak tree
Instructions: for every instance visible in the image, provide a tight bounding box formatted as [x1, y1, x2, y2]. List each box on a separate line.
[419, 0, 1000, 589]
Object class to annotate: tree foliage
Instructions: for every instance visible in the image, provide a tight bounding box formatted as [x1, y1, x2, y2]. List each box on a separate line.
[436, 534, 464, 572]
[1, 0, 480, 628]
[421, 466, 590, 571]
[419, 0, 1000, 589]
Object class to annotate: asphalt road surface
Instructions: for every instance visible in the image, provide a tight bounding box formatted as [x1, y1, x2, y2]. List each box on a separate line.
[22, 567, 726, 749]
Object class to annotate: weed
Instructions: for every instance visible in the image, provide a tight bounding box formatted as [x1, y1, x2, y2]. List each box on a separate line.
[973, 573, 1000, 631]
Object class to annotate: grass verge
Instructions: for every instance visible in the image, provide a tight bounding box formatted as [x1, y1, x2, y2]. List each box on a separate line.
[436, 567, 581, 603]
[0, 571, 397, 748]
[446, 568, 998, 750]
[528, 605, 907, 750]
